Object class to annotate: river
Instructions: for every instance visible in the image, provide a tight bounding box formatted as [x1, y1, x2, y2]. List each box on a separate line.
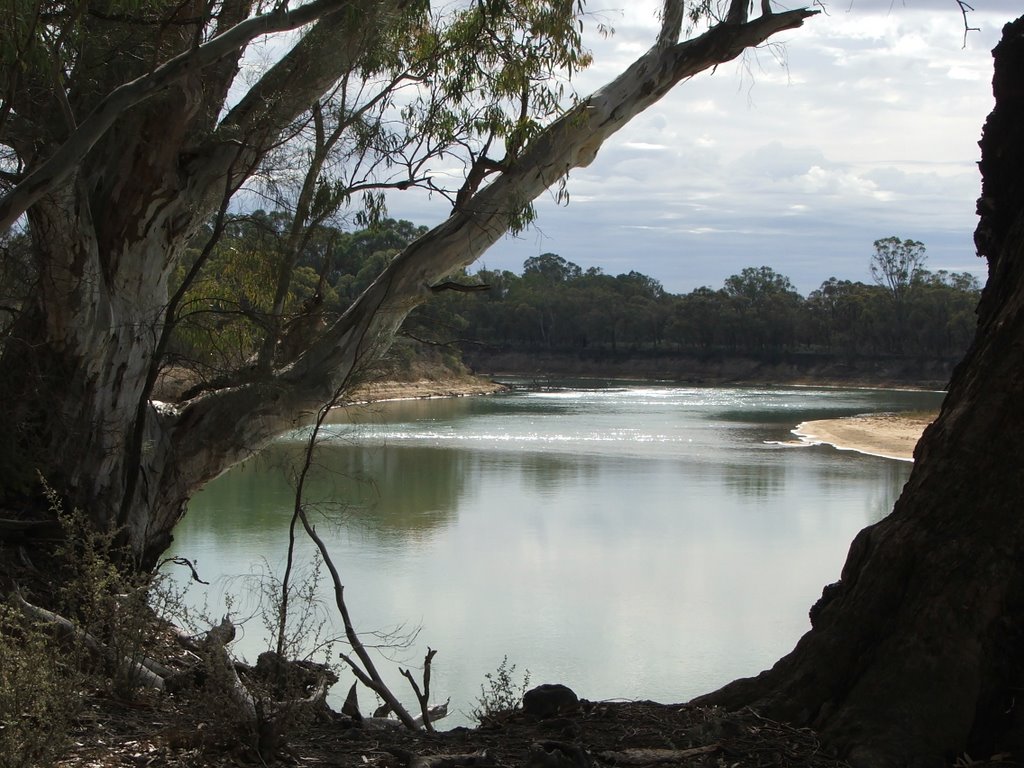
[166, 380, 944, 726]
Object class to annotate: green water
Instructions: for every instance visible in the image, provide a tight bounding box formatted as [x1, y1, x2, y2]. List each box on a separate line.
[167, 381, 943, 725]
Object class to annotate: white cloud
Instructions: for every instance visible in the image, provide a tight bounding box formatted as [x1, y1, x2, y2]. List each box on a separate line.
[386, 2, 1006, 294]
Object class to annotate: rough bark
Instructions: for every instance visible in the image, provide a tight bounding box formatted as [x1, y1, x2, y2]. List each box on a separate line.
[697, 16, 1024, 767]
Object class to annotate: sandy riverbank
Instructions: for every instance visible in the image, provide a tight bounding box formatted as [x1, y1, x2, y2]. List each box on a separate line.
[347, 374, 508, 402]
[792, 411, 937, 462]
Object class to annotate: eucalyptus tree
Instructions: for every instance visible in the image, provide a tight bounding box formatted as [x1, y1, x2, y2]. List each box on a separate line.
[4, 0, 1024, 762]
[870, 236, 929, 304]
[0, 0, 819, 566]
[722, 265, 802, 352]
[868, 235, 928, 350]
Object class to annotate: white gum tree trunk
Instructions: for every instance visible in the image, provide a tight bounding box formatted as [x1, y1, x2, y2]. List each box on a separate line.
[0, 0, 817, 566]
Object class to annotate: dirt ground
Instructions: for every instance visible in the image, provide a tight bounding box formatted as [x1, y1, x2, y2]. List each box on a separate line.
[57, 687, 854, 768]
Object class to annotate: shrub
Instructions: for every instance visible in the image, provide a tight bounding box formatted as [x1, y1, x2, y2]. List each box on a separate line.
[471, 655, 530, 724]
[0, 604, 81, 768]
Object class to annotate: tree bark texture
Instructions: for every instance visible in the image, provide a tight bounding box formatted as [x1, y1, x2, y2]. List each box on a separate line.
[697, 17, 1024, 767]
[0, 4, 816, 567]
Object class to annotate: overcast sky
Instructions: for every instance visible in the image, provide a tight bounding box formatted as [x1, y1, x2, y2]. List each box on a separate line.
[385, 1, 1018, 295]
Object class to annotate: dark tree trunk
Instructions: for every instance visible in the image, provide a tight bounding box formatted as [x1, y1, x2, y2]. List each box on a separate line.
[698, 17, 1024, 767]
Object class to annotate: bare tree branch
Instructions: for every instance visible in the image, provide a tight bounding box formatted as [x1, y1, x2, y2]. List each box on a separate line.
[401, 648, 439, 732]
[957, 1, 980, 48]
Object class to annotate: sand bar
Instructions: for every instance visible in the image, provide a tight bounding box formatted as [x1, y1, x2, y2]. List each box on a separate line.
[792, 412, 936, 462]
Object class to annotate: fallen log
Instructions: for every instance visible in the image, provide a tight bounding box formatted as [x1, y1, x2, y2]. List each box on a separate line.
[405, 750, 489, 768]
[15, 592, 166, 690]
[598, 745, 720, 765]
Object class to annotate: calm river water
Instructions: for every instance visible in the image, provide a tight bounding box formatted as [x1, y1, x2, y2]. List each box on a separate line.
[167, 381, 944, 725]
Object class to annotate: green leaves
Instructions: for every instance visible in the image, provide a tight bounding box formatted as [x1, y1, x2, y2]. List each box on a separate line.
[870, 236, 928, 301]
[402, 0, 591, 178]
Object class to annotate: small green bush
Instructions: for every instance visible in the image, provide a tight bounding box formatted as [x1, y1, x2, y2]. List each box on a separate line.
[51, 500, 163, 697]
[472, 655, 530, 724]
[0, 605, 81, 768]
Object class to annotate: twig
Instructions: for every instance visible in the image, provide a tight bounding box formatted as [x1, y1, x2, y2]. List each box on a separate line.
[157, 555, 209, 584]
[957, 0, 979, 48]
[401, 647, 438, 732]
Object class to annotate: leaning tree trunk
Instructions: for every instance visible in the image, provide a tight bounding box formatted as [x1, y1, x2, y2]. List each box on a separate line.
[0, 0, 425, 566]
[0, 1, 818, 569]
[698, 17, 1024, 767]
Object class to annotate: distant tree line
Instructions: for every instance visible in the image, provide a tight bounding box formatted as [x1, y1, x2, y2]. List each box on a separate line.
[163, 216, 980, 374]
[423, 237, 981, 361]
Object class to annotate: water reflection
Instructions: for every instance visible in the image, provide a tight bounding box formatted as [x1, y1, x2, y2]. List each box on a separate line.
[721, 457, 788, 498]
[170, 383, 941, 727]
[182, 443, 470, 547]
[516, 452, 602, 495]
[317, 444, 466, 540]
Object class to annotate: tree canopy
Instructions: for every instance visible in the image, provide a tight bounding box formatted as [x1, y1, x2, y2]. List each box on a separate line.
[430, 246, 978, 359]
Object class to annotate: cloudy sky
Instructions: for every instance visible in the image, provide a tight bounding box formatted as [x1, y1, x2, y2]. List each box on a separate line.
[386, 0, 1018, 295]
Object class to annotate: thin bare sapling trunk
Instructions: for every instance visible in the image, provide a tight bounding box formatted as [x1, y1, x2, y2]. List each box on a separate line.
[275, 381, 441, 730]
[275, 381, 339, 660]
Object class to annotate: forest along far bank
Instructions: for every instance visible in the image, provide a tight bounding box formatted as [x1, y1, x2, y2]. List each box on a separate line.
[159, 219, 978, 398]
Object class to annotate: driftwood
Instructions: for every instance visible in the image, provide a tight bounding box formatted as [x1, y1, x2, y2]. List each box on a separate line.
[199, 617, 258, 721]
[402, 647, 441, 731]
[413, 702, 450, 729]
[363, 704, 450, 731]
[15, 595, 335, 732]
[199, 621, 339, 728]
[598, 745, 720, 764]
[408, 751, 489, 768]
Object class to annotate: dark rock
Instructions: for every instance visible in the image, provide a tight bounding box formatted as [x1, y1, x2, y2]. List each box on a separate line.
[523, 684, 580, 719]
